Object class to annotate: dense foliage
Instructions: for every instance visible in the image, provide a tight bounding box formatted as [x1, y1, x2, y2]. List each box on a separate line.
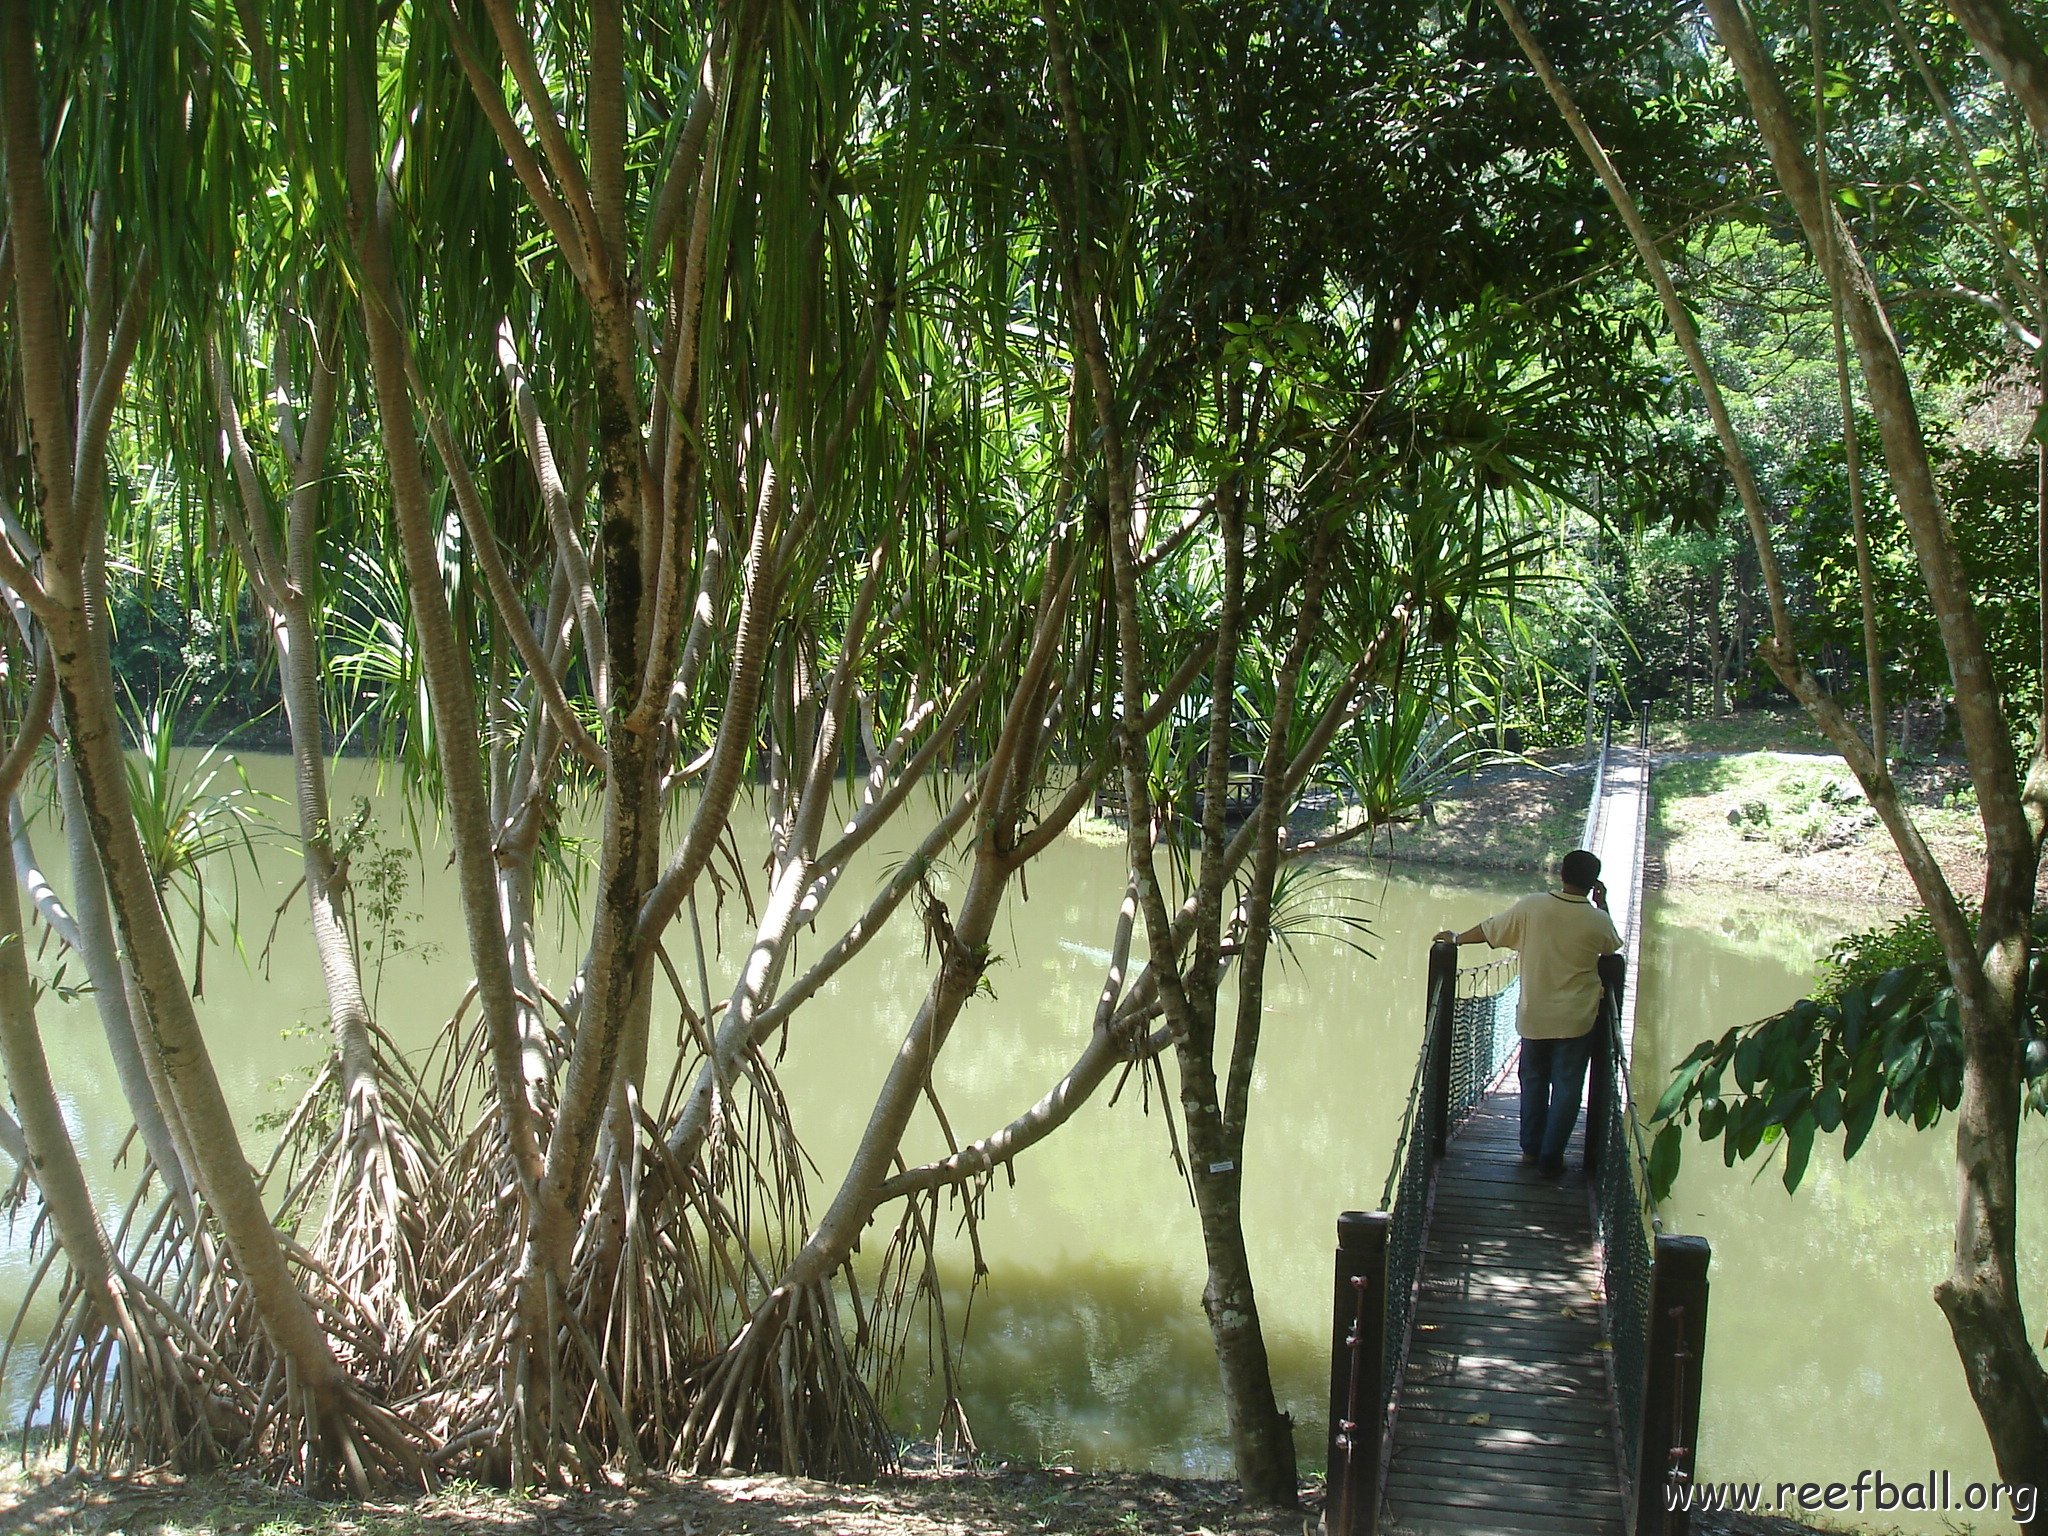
[2, 0, 2046, 1502]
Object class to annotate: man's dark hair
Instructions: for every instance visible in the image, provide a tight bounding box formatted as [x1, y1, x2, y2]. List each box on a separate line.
[1560, 849, 1602, 890]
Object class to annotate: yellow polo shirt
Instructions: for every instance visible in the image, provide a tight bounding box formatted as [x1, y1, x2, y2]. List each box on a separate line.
[1480, 891, 1622, 1040]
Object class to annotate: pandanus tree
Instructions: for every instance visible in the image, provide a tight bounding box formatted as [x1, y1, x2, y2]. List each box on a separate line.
[1020, 0, 1693, 1500]
[0, 0, 424, 1481]
[2, 0, 1696, 1496]
[266, 0, 1185, 1478]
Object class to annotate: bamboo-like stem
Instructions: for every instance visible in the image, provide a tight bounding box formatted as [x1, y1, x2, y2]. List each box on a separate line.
[346, 39, 544, 1205]
[1490, 0, 1970, 954]
[411, 372, 605, 769]
[1043, 0, 1198, 1049]
[435, 0, 592, 286]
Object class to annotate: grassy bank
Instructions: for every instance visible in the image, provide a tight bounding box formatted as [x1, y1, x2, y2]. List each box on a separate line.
[1367, 756, 1591, 874]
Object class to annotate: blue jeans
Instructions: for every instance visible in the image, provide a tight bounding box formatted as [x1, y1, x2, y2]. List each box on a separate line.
[1519, 1030, 1596, 1166]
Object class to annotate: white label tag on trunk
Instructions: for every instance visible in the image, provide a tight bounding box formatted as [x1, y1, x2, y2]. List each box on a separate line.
[1208, 1160, 1234, 1174]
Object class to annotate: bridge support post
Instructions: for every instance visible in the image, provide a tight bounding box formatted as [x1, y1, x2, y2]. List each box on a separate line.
[1426, 940, 1457, 1158]
[1327, 1210, 1389, 1536]
[1636, 1234, 1711, 1536]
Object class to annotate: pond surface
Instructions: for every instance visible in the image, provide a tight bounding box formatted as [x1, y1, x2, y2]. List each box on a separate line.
[1, 754, 2037, 1532]
[1636, 887, 2048, 1534]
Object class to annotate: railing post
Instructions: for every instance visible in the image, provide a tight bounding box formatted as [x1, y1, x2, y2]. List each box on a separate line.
[1586, 954, 1626, 1175]
[1636, 1234, 1711, 1536]
[1426, 940, 1456, 1158]
[1327, 1211, 1389, 1536]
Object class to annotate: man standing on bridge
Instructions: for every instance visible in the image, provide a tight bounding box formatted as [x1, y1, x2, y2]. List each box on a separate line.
[1434, 849, 1621, 1179]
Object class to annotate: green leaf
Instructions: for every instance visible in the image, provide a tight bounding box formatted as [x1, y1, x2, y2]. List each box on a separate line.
[1841, 987, 1868, 1054]
[1648, 1121, 1683, 1202]
[1812, 1079, 1842, 1132]
[1653, 1056, 1707, 1122]
[1782, 1118, 1815, 1192]
[1699, 1095, 1727, 1140]
[1765, 1086, 1811, 1127]
[1843, 1085, 1883, 1159]
[1733, 1034, 1763, 1092]
[1868, 968, 1910, 1015]
[1735, 1098, 1770, 1157]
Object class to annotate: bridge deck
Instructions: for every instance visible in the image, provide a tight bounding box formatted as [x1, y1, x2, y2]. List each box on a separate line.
[1379, 734, 1650, 1534]
[1585, 741, 1649, 1058]
[1380, 1095, 1627, 1535]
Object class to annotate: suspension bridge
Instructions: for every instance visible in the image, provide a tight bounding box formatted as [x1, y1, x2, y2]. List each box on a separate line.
[1325, 717, 1711, 1536]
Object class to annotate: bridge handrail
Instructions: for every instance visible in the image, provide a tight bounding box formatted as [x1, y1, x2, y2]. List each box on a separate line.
[1582, 703, 1614, 851]
[1346, 941, 1520, 1525]
[1375, 952, 1520, 1211]
[1590, 962, 1658, 1506]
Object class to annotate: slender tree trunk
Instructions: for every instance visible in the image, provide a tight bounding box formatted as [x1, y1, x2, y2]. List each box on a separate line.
[210, 332, 436, 1357]
[1708, 558, 1727, 716]
[1699, 6, 2048, 1498]
[211, 336, 389, 1114]
[342, 44, 543, 1221]
[1948, 0, 2048, 139]
[2, 12, 400, 1475]
[0, 858, 168, 1422]
[33, 753, 199, 1217]
[1039, 10, 1305, 1499]
[730, 542, 1076, 1341]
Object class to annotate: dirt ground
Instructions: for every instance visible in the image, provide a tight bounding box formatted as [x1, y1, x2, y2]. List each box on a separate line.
[4, 1463, 1295, 1536]
[1367, 755, 1593, 876]
[1643, 750, 2008, 906]
[0, 1461, 1856, 1536]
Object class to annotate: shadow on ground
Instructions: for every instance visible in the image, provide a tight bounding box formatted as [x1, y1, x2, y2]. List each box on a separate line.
[2, 1463, 1320, 1536]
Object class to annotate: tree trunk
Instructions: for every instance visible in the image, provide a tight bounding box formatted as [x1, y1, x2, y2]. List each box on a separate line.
[0, 856, 180, 1439]
[210, 330, 435, 1356]
[1699, 4, 2048, 1498]
[2, 10, 393, 1473]
[1498, 0, 2048, 1496]
[29, 752, 198, 1217]
[1708, 557, 1727, 716]
[342, 53, 544, 1217]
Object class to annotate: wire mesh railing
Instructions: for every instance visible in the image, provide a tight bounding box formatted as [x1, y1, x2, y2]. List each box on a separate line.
[1589, 966, 1659, 1502]
[1375, 1061, 1431, 1432]
[1372, 946, 1520, 1430]
[1447, 956, 1520, 1127]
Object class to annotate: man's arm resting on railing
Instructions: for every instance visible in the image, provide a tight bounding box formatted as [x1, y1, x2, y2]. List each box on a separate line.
[1434, 926, 1489, 945]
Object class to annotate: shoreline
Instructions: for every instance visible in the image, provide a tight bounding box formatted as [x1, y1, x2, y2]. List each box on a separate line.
[1365, 746, 1995, 913]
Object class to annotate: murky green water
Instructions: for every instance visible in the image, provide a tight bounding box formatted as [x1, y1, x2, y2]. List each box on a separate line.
[1636, 886, 2048, 1535]
[2, 754, 2038, 1530]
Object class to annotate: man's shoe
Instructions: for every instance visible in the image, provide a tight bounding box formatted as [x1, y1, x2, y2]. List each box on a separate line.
[1518, 1151, 1539, 1167]
[1537, 1157, 1566, 1179]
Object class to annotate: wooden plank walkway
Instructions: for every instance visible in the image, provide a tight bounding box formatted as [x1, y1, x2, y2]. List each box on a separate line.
[1379, 1093, 1627, 1535]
